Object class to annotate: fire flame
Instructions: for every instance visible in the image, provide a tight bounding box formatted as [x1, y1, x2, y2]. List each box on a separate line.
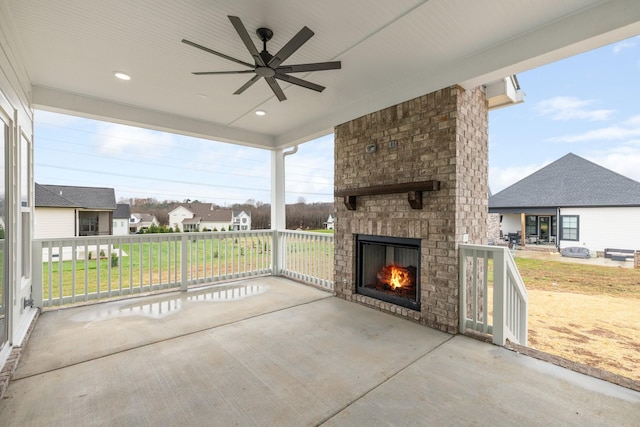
[377, 264, 412, 290]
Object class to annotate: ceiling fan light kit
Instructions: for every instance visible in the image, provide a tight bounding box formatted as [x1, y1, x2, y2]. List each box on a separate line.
[183, 15, 341, 101]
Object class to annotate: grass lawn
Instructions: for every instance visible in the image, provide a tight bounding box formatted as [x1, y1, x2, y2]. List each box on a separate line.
[514, 257, 640, 382]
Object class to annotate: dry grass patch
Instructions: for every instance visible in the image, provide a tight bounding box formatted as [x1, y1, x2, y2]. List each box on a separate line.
[515, 258, 640, 382]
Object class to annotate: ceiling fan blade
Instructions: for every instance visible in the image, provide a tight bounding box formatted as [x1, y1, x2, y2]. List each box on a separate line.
[277, 61, 341, 73]
[275, 73, 325, 92]
[268, 26, 314, 68]
[234, 75, 261, 95]
[193, 70, 256, 75]
[265, 77, 287, 101]
[228, 16, 265, 67]
[182, 39, 254, 69]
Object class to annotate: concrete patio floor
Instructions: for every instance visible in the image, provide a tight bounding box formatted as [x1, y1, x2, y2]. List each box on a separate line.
[1, 277, 638, 426]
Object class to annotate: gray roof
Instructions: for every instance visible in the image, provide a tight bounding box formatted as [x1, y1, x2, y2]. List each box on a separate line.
[35, 183, 81, 208]
[114, 203, 131, 219]
[489, 153, 640, 210]
[131, 213, 156, 224]
[172, 203, 245, 222]
[35, 183, 117, 210]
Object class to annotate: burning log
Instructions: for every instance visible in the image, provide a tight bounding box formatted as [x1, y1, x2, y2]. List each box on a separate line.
[377, 264, 416, 290]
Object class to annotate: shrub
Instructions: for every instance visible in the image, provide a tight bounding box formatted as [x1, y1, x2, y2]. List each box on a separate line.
[111, 253, 118, 267]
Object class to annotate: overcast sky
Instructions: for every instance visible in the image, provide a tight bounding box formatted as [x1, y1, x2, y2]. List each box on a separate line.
[34, 34, 640, 204]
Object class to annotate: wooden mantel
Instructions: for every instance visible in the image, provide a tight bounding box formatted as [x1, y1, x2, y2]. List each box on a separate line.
[335, 180, 441, 210]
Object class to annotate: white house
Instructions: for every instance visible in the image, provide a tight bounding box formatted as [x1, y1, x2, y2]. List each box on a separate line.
[130, 213, 159, 233]
[489, 153, 640, 254]
[112, 203, 131, 236]
[168, 202, 251, 232]
[324, 214, 335, 230]
[34, 183, 117, 239]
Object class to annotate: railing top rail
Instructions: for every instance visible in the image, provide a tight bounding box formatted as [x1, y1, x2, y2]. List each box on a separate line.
[505, 251, 528, 300]
[34, 229, 275, 244]
[183, 230, 273, 237]
[279, 230, 335, 238]
[459, 243, 507, 253]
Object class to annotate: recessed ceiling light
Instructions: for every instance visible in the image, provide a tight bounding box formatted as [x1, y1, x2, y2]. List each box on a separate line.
[255, 110, 266, 116]
[114, 72, 131, 81]
[197, 93, 208, 99]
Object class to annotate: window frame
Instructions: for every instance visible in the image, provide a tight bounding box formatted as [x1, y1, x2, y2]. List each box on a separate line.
[560, 215, 579, 241]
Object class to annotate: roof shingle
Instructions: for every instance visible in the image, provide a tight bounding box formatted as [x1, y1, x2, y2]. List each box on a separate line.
[489, 153, 640, 209]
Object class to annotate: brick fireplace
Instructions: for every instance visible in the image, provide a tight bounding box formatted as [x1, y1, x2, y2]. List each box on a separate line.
[334, 85, 488, 334]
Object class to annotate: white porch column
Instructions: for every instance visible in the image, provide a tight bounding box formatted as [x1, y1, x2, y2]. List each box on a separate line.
[271, 149, 285, 276]
[270, 149, 286, 231]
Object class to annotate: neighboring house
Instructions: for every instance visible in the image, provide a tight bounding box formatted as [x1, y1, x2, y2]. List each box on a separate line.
[113, 203, 131, 236]
[129, 213, 159, 233]
[489, 153, 640, 253]
[35, 183, 117, 238]
[324, 214, 335, 230]
[168, 202, 251, 231]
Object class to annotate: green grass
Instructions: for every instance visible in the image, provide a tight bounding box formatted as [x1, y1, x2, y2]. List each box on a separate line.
[42, 237, 274, 302]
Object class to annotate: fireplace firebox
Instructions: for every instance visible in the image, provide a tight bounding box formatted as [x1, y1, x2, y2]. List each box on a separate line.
[356, 234, 421, 311]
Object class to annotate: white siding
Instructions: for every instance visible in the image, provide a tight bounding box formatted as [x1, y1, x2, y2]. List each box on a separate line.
[1, 4, 38, 359]
[234, 211, 251, 231]
[113, 218, 129, 236]
[34, 208, 76, 239]
[559, 207, 640, 252]
[168, 206, 193, 231]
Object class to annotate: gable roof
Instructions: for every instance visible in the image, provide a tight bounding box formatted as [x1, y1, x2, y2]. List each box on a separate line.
[131, 213, 156, 224]
[489, 153, 640, 210]
[35, 183, 81, 208]
[36, 184, 117, 210]
[114, 203, 131, 219]
[171, 202, 236, 222]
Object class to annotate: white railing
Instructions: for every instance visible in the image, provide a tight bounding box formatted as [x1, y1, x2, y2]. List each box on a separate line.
[32, 230, 274, 308]
[458, 244, 528, 346]
[277, 230, 335, 290]
[32, 230, 334, 308]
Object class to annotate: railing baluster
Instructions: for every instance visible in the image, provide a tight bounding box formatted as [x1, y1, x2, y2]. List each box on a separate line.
[458, 244, 528, 346]
[34, 230, 333, 308]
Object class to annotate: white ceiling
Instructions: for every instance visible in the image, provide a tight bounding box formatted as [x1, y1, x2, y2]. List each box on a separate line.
[3, 0, 640, 149]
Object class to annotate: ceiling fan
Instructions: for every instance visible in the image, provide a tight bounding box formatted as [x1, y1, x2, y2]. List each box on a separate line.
[182, 15, 341, 101]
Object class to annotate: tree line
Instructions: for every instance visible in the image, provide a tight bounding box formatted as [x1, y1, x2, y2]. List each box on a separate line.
[120, 198, 334, 230]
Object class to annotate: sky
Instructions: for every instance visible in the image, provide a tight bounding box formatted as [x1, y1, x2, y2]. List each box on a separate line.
[34, 34, 640, 205]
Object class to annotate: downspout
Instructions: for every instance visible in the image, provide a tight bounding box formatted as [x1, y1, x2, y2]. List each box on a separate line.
[281, 145, 298, 229]
[556, 207, 561, 252]
[284, 145, 298, 157]
[271, 145, 298, 276]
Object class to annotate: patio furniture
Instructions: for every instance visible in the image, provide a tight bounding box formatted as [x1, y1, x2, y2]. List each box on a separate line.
[561, 247, 590, 259]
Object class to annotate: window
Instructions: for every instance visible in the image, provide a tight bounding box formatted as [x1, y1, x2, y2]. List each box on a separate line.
[80, 217, 99, 235]
[525, 216, 537, 236]
[560, 215, 579, 241]
[20, 133, 32, 281]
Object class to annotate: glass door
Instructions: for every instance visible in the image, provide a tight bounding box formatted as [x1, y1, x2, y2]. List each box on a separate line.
[539, 216, 550, 242]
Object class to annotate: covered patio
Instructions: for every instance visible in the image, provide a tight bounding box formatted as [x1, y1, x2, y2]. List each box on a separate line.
[2, 277, 638, 426]
[2, 1, 640, 424]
